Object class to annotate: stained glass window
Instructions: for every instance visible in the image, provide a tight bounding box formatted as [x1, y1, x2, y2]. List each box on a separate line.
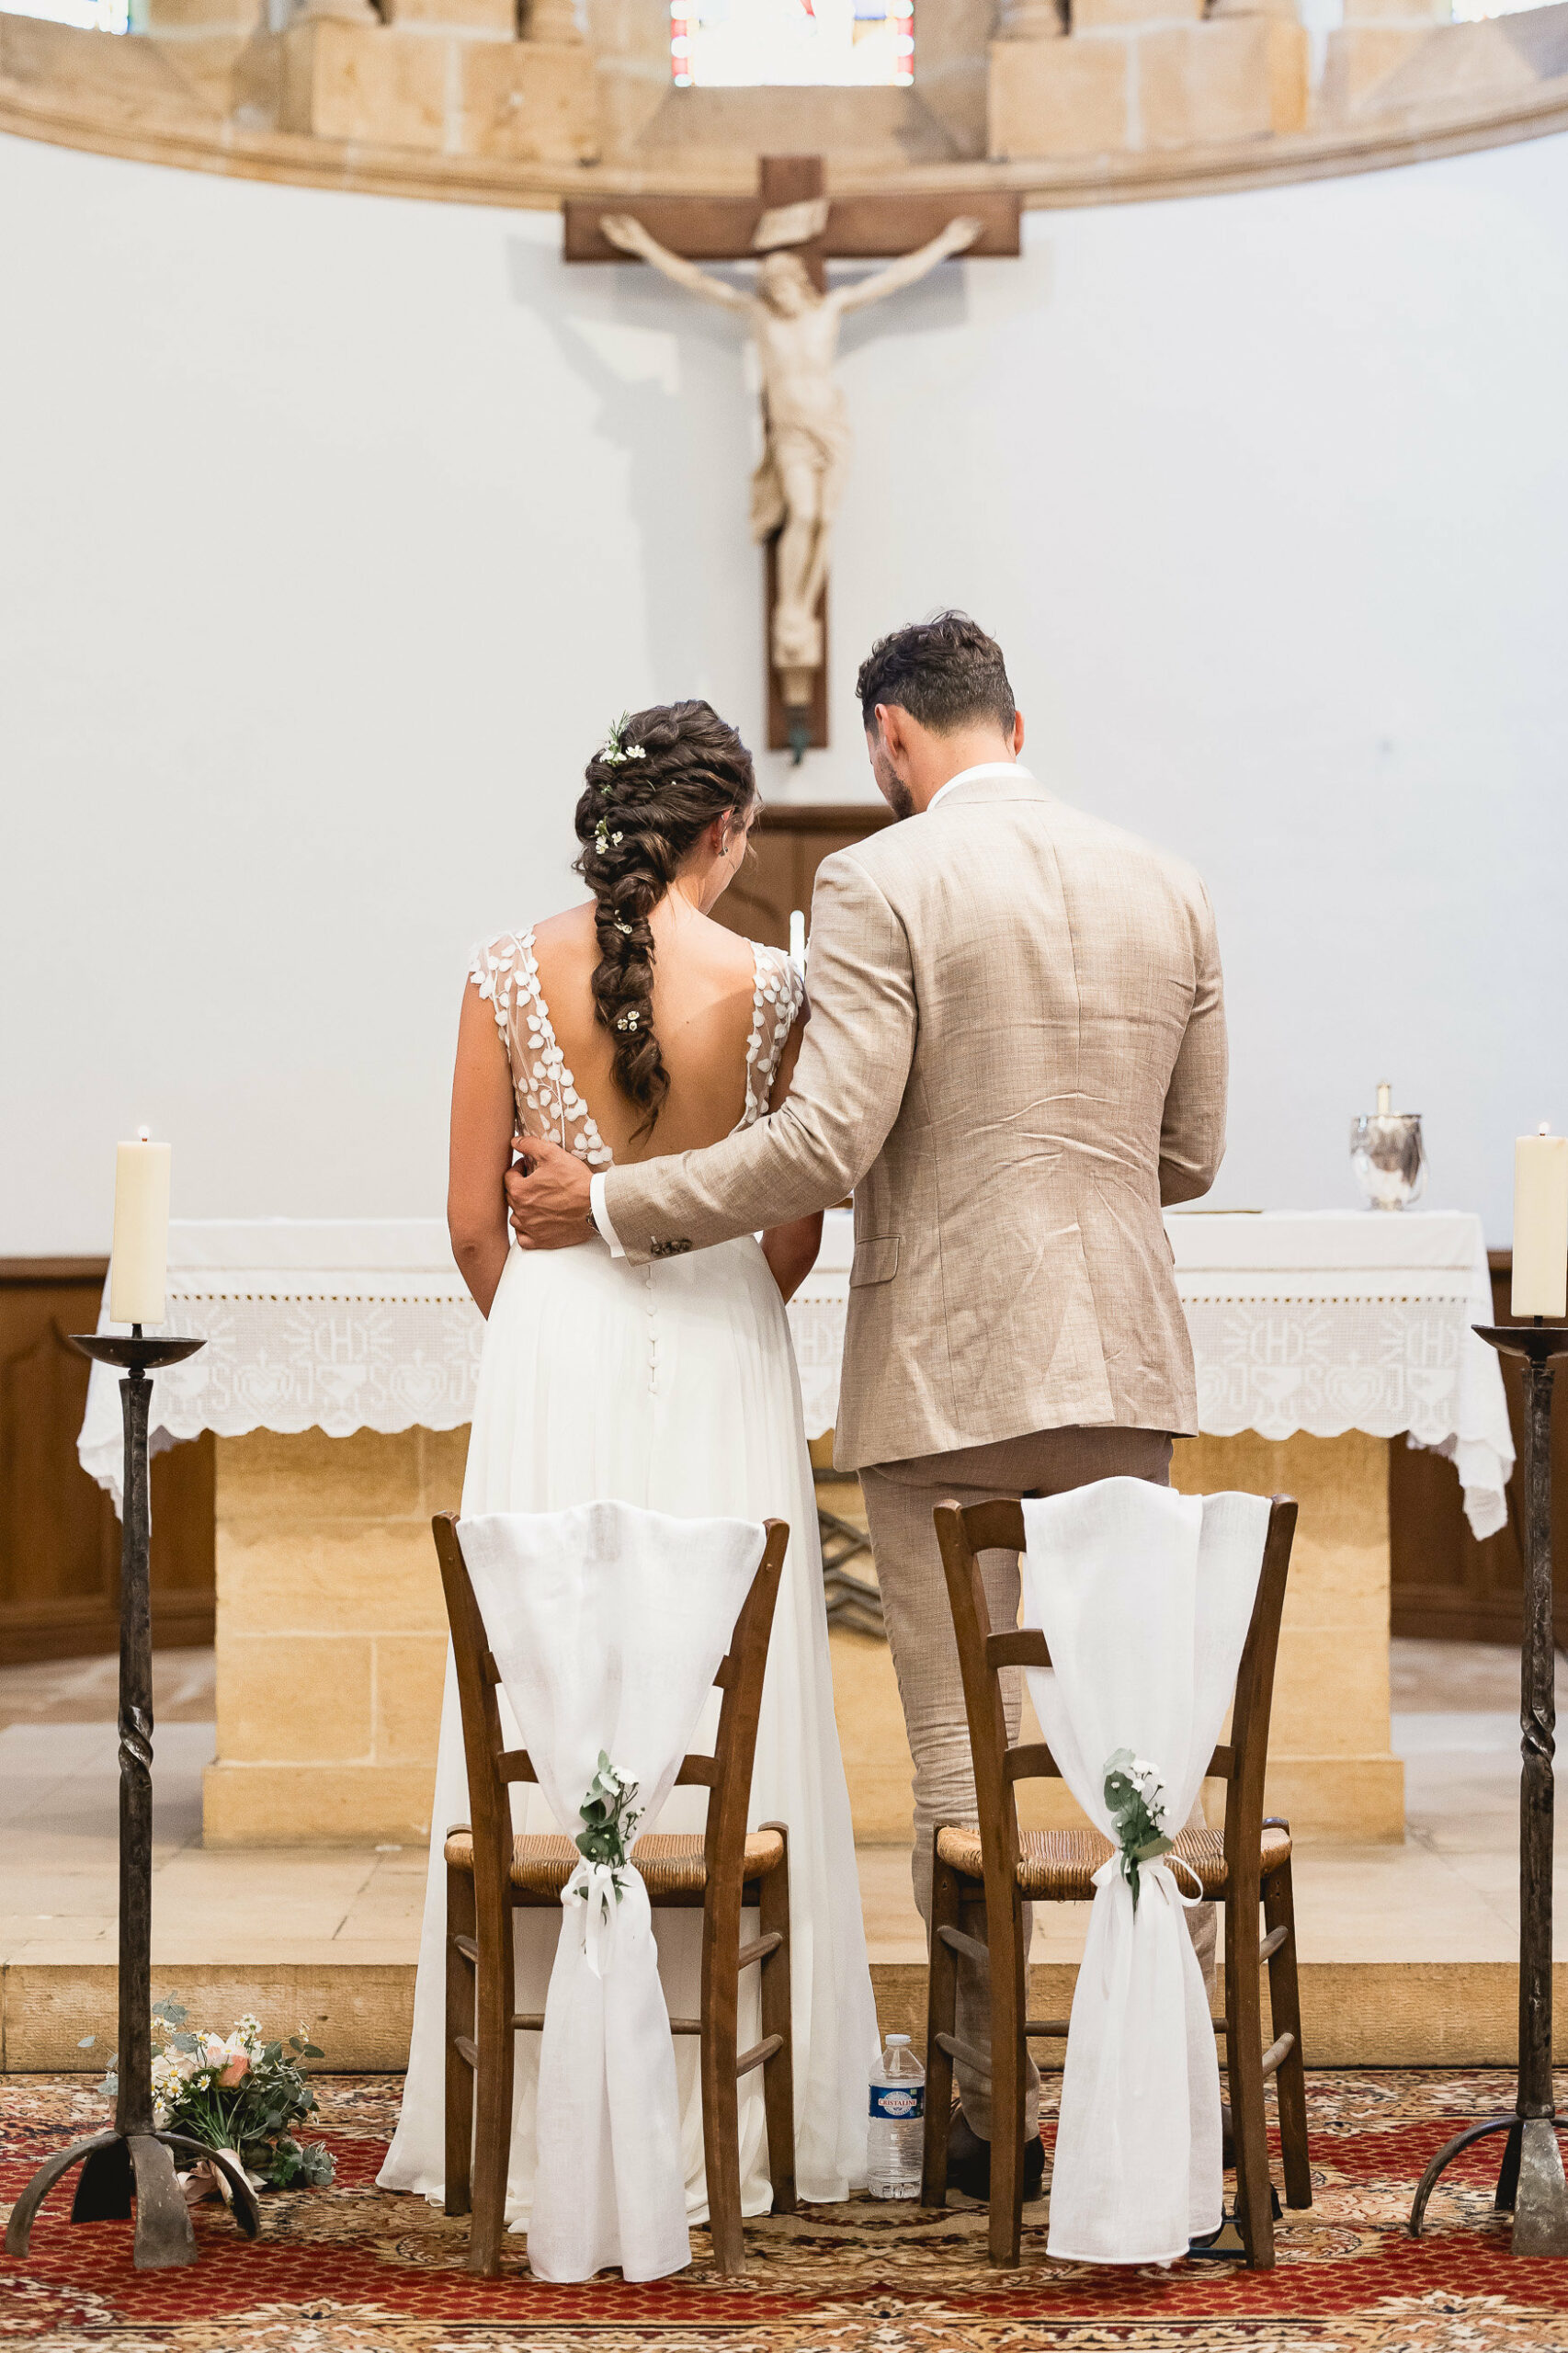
[6, 0, 128, 27]
[672, 0, 915, 90]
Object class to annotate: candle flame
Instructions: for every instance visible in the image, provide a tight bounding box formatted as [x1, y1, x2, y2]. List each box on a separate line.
[1541, 1123, 1552, 1138]
[136, 1124, 151, 1143]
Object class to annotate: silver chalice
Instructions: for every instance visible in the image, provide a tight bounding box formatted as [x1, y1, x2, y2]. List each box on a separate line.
[1351, 1084, 1426, 1211]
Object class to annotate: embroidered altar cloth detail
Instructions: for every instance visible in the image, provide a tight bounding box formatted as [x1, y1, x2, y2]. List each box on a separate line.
[79, 1211, 1513, 1540]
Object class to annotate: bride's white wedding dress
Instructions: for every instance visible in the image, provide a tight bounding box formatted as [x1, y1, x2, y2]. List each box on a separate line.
[381, 926, 880, 2225]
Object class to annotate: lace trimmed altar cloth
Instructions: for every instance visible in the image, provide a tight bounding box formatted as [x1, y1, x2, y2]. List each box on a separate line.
[791, 1208, 1514, 1541]
[79, 1209, 1512, 1539]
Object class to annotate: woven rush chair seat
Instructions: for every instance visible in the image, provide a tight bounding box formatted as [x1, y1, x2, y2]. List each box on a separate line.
[443, 1826, 786, 1901]
[934, 1820, 1292, 1902]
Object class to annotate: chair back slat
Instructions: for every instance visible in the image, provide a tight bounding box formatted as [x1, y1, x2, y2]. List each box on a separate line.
[987, 1629, 1050, 1672]
[496, 1748, 538, 1784]
[1004, 1742, 1060, 1782]
[674, 1756, 721, 1788]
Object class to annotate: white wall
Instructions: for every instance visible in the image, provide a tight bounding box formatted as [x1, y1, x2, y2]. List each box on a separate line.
[4, 128, 1566, 1250]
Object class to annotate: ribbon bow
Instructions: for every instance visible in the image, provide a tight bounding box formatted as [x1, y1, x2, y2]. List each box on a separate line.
[565, 1859, 632, 1979]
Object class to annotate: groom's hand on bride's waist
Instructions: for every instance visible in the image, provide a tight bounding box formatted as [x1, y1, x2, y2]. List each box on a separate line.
[506, 1136, 596, 1250]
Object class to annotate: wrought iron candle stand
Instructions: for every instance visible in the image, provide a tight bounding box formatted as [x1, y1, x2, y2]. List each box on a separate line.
[1409, 1320, 1568, 2256]
[5, 1329, 262, 2272]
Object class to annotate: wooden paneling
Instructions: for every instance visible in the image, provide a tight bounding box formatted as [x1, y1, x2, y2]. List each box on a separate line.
[714, 801, 894, 950]
[0, 1263, 215, 1665]
[1389, 1252, 1568, 1643]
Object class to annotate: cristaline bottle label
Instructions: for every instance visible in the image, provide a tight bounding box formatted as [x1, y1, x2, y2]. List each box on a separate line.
[869, 2085, 924, 2120]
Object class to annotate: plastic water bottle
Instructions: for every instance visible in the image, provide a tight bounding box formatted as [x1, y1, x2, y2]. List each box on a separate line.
[867, 2033, 925, 2199]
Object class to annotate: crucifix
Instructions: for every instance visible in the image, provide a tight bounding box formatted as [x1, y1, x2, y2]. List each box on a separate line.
[564, 158, 1021, 763]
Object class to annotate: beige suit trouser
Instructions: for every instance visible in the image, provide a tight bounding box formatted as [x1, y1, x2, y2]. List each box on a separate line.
[858, 1424, 1216, 2142]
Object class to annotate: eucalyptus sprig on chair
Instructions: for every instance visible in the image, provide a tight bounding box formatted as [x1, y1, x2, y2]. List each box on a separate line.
[574, 1753, 642, 1900]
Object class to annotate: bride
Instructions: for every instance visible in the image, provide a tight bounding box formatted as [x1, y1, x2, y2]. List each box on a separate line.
[381, 699, 880, 2229]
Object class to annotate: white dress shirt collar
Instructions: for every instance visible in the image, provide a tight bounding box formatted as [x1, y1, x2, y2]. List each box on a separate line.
[926, 762, 1034, 813]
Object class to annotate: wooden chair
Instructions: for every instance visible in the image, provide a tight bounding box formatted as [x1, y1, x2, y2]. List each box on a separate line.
[432, 1509, 798, 2278]
[920, 1494, 1311, 2269]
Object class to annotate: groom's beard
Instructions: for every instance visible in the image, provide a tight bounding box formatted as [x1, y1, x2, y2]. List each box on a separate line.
[870, 740, 915, 821]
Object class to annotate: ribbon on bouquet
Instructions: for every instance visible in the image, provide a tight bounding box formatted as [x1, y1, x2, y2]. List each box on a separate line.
[564, 1858, 640, 1979]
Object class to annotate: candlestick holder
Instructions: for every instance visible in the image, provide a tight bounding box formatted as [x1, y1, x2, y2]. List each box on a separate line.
[1409, 1321, 1568, 2256]
[5, 1331, 261, 2272]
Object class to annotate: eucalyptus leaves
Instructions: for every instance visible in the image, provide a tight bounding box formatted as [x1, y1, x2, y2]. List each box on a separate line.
[1103, 1749, 1174, 1909]
[573, 1751, 642, 1904]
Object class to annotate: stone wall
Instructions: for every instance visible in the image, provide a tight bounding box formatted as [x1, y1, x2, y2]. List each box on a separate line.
[990, 0, 1312, 163]
[201, 1422, 1402, 1847]
[203, 1427, 465, 1847]
[8, 0, 1568, 196]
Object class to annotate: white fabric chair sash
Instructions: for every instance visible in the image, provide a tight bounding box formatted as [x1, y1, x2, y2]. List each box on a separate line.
[460, 1499, 767, 2283]
[1019, 1480, 1271, 2266]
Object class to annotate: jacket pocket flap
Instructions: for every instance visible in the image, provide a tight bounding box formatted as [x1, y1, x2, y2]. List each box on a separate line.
[850, 1236, 900, 1288]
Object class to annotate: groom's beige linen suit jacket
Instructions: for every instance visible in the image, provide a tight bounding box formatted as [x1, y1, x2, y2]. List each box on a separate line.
[602, 767, 1227, 1472]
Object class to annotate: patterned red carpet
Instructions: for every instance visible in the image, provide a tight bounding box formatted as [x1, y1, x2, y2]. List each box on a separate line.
[5, 2072, 1568, 2350]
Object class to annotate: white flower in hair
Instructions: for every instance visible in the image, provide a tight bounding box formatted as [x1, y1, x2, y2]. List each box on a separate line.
[599, 711, 648, 767]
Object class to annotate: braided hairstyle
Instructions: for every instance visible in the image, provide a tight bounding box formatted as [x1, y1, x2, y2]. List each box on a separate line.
[573, 699, 756, 1136]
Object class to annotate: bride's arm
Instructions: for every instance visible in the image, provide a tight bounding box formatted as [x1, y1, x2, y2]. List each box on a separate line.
[449, 981, 515, 1318]
[759, 1009, 824, 1305]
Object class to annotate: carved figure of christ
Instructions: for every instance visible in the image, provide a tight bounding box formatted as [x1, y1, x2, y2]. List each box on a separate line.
[600, 211, 982, 713]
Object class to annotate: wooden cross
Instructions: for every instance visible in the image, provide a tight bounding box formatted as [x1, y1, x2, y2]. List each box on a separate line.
[564, 156, 1021, 759]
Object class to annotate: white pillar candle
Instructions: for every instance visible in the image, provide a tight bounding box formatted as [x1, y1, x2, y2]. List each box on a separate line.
[789, 909, 807, 971]
[1512, 1125, 1568, 1320]
[110, 1129, 171, 1327]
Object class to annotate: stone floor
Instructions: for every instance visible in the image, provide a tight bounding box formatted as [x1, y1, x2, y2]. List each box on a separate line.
[0, 1638, 1561, 1974]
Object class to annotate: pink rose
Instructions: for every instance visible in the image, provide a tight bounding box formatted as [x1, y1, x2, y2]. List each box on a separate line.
[218, 2052, 250, 2089]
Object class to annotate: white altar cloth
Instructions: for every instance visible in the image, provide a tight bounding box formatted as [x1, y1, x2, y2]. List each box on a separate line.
[786, 1209, 1512, 1540]
[80, 1210, 1512, 1539]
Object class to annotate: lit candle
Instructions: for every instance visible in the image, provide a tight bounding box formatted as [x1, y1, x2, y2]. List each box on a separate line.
[789, 909, 806, 972]
[110, 1128, 172, 1327]
[1513, 1125, 1568, 1321]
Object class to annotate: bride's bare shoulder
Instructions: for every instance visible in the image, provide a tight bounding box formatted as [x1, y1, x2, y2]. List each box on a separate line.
[687, 911, 761, 978]
[529, 902, 599, 956]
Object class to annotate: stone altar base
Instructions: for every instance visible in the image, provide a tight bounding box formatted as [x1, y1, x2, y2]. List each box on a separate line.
[203, 1428, 465, 1848]
[832, 1427, 1405, 1847]
[201, 1422, 1402, 1847]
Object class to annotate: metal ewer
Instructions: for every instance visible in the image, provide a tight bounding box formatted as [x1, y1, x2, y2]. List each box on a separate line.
[1409, 1321, 1568, 2255]
[4, 1330, 262, 2272]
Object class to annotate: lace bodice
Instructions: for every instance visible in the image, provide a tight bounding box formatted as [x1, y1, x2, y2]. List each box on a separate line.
[469, 926, 805, 1169]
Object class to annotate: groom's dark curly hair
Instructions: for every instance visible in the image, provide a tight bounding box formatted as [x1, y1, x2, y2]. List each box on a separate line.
[856, 611, 1016, 736]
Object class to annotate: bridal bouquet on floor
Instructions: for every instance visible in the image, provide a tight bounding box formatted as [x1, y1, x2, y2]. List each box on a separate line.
[100, 1996, 335, 2199]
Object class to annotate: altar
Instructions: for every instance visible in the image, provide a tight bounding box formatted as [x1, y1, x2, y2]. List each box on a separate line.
[79, 1210, 1512, 1850]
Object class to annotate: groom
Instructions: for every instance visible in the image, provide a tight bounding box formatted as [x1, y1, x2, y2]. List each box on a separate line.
[506, 612, 1227, 2199]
